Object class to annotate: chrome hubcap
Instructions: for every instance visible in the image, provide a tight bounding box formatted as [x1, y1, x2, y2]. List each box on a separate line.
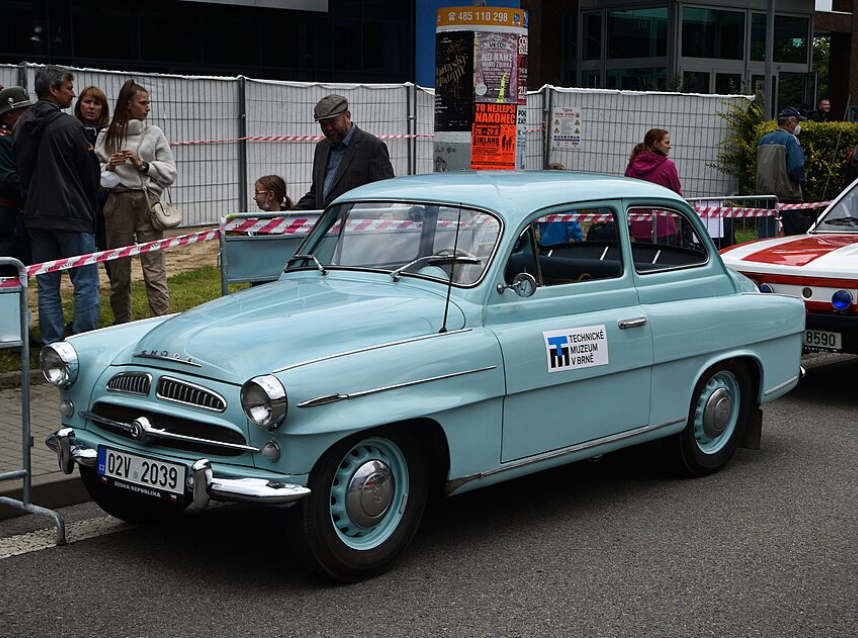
[702, 387, 732, 438]
[346, 460, 395, 529]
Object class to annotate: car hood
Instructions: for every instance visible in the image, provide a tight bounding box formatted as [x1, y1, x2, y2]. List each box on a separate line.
[720, 234, 858, 278]
[119, 275, 466, 381]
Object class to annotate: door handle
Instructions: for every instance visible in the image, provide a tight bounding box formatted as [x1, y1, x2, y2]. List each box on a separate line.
[618, 317, 647, 330]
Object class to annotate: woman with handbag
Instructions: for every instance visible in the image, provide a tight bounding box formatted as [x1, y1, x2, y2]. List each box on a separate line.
[96, 80, 177, 324]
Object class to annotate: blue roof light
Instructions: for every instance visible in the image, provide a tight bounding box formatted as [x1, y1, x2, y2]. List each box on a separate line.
[759, 283, 775, 293]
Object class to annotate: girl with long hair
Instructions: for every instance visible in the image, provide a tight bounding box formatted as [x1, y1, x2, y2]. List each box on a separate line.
[625, 128, 683, 244]
[95, 80, 177, 324]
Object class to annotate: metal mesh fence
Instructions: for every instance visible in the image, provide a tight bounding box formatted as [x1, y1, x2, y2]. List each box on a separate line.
[541, 86, 750, 197]
[0, 64, 23, 90]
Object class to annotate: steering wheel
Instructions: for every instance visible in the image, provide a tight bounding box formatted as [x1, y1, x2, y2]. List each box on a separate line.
[433, 246, 480, 261]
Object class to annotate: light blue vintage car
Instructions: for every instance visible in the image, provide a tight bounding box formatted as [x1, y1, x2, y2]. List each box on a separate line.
[44, 171, 804, 582]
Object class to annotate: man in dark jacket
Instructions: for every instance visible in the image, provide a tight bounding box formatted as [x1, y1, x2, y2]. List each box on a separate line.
[292, 94, 395, 210]
[13, 65, 100, 344]
[0, 86, 33, 277]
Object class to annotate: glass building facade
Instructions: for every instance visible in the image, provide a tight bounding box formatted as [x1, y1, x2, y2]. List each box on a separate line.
[0, 0, 413, 82]
[577, 1, 813, 109]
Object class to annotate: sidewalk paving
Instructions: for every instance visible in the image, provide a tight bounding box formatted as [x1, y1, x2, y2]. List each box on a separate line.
[0, 377, 89, 520]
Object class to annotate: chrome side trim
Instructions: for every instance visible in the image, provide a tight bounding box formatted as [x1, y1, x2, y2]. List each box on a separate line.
[297, 366, 496, 408]
[764, 374, 800, 397]
[275, 328, 472, 374]
[79, 410, 259, 453]
[446, 417, 686, 494]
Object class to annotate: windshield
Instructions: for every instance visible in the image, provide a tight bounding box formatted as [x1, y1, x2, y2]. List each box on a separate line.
[289, 201, 502, 285]
[814, 182, 858, 232]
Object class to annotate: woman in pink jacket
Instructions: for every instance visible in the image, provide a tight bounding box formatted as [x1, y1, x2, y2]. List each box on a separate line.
[625, 128, 683, 244]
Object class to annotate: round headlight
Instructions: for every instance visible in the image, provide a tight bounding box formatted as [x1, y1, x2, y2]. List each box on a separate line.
[759, 283, 775, 293]
[832, 289, 853, 311]
[40, 342, 79, 388]
[241, 375, 287, 429]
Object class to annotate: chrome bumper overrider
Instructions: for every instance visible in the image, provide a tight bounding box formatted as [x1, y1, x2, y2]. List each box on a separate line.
[45, 428, 310, 510]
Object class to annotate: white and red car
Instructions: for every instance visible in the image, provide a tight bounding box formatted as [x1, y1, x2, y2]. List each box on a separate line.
[721, 181, 858, 354]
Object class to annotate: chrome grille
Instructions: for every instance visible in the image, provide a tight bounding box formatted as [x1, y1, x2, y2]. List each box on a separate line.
[156, 376, 226, 412]
[89, 402, 247, 457]
[106, 372, 152, 396]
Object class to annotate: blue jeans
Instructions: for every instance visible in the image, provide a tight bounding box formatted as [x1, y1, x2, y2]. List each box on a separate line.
[29, 228, 100, 345]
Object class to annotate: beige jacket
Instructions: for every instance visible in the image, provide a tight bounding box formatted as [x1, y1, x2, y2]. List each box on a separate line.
[95, 119, 177, 196]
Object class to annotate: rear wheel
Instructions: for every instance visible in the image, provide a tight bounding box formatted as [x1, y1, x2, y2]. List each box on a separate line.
[79, 465, 188, 524]
[665, 361, 752, 477]
[285, 431, 428, 583]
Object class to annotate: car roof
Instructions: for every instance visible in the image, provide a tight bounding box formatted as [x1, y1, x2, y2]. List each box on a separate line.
[334, 170, 687, 221]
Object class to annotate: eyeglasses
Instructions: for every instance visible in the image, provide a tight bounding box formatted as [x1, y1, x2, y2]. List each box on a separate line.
[254, 190, 269, 196]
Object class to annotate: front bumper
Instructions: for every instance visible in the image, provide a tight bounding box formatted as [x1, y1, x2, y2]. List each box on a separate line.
[45, 428, 310, 510]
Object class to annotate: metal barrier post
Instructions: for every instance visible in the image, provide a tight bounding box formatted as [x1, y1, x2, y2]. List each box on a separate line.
[0, 257, 66, 544]
[687, 195, 780, 249]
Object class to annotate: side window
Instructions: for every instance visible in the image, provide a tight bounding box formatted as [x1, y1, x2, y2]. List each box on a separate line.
[628, 207, 708, 273]
[533, 208, 623, 286]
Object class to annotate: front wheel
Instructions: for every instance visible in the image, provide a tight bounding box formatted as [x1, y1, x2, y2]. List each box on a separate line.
[664, 361, 752, 477]
[79, 465, 189, 524]
[285, 431, 428, 583]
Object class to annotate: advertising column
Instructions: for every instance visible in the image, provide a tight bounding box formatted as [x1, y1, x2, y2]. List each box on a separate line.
[434, 7, 527, 172]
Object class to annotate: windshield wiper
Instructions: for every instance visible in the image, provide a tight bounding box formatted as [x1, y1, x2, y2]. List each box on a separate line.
[820, 217, 858, 227]
[285, 254, 328, 275]
[389, 253, 480, 281]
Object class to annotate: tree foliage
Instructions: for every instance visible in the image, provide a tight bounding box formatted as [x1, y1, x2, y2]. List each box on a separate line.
[716, 93, 858, 202]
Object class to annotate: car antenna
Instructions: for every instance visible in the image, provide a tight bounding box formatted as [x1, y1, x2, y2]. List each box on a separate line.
[439, 204, 463, 334]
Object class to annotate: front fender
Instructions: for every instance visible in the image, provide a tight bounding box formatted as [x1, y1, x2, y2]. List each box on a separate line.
[264, 328, 506, 475]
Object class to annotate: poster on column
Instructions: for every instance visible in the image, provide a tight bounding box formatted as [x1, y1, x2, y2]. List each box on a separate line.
[474, 31, 518, 104]
[435, 31, 475, 132]
[471, 102, 517, 170]
[550, 106, 583, 150]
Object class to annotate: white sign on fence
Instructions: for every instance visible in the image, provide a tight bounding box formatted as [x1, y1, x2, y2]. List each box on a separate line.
[550, 106, 583, 150]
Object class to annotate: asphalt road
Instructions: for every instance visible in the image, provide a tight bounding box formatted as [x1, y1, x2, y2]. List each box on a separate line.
[1, 354, 856, 637]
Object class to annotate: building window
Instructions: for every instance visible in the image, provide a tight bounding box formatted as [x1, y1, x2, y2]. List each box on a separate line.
[751, 14, 809, 64]
[583, 11, 601, 61]
[681, 8, 744, 60]
[607, 67, 666, 91]
[607, 8, 667, 59]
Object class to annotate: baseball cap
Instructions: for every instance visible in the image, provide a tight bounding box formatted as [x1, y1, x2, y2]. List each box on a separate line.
[314, 94, 349, 121]
[0, 86, 34, 116]
[778, 106, 807, 121]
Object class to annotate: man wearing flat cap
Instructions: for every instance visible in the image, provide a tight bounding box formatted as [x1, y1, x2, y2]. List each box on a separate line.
[292, 94, 394, 210]
[756, 106, 808, 236]
[0, 86, 34, 276]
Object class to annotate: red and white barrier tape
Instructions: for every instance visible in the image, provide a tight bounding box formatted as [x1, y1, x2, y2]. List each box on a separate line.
[170, 126, 545, 147]
[0, 229, 218, 289]
[0, 198, 836, 288]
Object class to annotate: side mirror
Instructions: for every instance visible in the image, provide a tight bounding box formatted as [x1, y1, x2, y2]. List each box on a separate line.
[497, 272, 537, 297]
